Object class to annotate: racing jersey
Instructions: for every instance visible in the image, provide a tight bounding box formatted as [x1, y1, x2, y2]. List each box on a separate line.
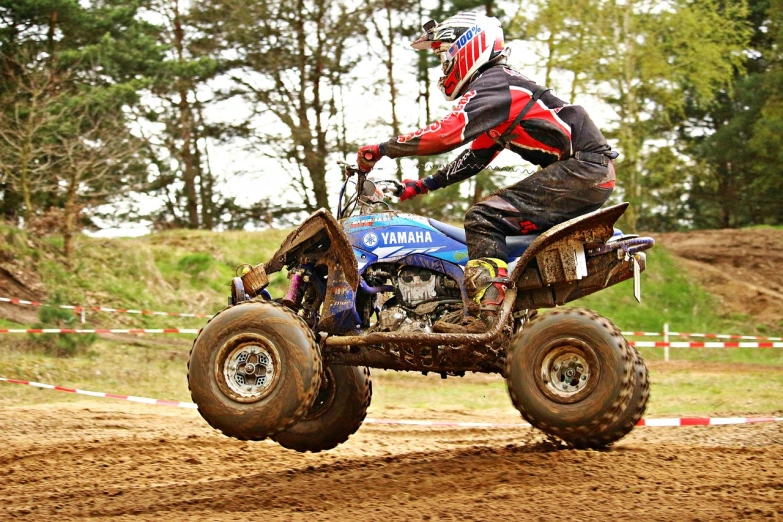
[378, 65, 613, 189]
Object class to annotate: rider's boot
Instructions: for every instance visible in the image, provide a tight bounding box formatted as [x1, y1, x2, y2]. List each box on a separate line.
[433, 258, 509, 334]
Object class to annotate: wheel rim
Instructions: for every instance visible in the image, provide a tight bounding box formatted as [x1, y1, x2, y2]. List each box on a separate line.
[302, 367, 336, 421]
[534, 338, 601, 404]
[215, 333, 281, 403]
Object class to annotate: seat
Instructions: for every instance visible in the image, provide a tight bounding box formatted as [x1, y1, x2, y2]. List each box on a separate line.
[428, 218, 540, 259]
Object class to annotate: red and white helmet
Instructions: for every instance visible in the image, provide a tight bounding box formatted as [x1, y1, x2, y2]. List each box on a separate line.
[412, 12, 507, 101]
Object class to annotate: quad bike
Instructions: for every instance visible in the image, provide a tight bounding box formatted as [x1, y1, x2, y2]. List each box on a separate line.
[188, 163, 653, 452]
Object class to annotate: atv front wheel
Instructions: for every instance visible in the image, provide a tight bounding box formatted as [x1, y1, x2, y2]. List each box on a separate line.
[273, 365, 371, 453]
[187, 300, 321, 441]
[505, 308, 642, 448]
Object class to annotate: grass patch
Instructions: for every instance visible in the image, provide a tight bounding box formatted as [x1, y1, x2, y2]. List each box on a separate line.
[644, 361, 783, 416]
[0, 337, 190, 406]
[369, 357, 782, 418]
[1, 340, 780, 419]
[1, 227, 291, 330]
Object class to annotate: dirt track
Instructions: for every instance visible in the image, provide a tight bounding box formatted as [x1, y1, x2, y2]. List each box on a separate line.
[1, 402, 781, 521]
[654, 228, 783, 327]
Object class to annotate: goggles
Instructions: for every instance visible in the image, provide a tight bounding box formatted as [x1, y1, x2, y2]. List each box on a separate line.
[433, 42, 455, 74]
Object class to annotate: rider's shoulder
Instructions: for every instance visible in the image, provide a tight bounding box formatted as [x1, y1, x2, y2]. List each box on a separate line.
[471, 65, 513, 90]
[497, 66, 534, 82]
[474, 66, 539, 91]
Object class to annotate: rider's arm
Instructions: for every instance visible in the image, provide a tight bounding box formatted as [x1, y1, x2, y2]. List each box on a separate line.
[379, 76, 510, 159]
[421, 135, 503, 190]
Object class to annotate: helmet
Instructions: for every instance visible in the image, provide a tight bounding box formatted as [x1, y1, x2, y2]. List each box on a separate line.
[412, 12, 507, 101]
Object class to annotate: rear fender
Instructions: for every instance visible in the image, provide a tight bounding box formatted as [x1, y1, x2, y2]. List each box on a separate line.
[265, 209, 360, 332]
[510, 203, 629, 308]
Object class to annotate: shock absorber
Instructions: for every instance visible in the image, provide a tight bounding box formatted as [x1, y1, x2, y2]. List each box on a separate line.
[281, 269, 307, 308]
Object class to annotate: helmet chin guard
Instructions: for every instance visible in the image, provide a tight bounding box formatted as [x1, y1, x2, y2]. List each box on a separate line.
[412, 12, 507, 101]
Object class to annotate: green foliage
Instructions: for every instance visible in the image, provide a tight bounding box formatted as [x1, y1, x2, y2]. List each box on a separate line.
[177, 253, 216, 280]
[30, 294, 97, 358]
[511, 0, 752, 232]
[0, 0, 166, 241]
[680, 0, 783, 229]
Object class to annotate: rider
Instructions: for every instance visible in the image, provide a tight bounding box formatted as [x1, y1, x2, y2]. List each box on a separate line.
[356, 12, 618, 334]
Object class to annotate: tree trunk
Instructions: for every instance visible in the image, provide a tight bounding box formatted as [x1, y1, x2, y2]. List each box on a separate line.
[616, 0, 640, 232]
[471, 181, 484, 206]
[544, 29, 555, 87]
[19, 134, 33, 224]
[383, 1, 403, 179]
[0, 184, 22, 224]
[194, 98, 214, 229]
[294, 0, 329, 211]
[173, 0, 200, 229]
[63, 175, 77, 258]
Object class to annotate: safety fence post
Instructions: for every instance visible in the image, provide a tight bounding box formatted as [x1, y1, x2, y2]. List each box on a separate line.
[664, 322, 670, 362]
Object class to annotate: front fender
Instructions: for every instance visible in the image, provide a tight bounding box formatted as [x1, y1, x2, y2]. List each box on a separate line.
[265, 208, 360, 332]
[265, 208, 359, 289]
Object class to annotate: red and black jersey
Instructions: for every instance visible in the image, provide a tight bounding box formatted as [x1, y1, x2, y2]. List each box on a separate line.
[379, 65, 613, 189]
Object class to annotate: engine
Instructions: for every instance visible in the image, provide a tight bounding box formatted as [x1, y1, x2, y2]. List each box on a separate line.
[366, 265, 461, 334]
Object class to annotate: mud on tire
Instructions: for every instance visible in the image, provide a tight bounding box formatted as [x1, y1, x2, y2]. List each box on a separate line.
[187, 300, 321, 441]
[505, 308, 643, 449]
[601, 346, 649, 442]
[273, 365, 372, 453]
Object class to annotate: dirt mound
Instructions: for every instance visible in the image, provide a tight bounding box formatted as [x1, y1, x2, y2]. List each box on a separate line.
[654, 228, 783, 327]
[0, 402, 780, 520]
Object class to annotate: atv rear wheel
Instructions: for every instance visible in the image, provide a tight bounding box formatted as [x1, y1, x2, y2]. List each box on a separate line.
[505, 308, 639, 448]
[273, 365, 371, 453]
[187, 300, 321, 441]
[599, 346, 649, 442]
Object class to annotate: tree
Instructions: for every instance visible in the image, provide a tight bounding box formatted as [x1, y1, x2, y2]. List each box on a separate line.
[511, 0, 750, 231]
[683, 0, 781, 228]
[134, 0, 225, 230]
[0, 62, 65, 222]
[192, 0, 367, 212]
[56, 109, 142, 257]
[365, 0, 420, 179]
[0, 0, 164, 244]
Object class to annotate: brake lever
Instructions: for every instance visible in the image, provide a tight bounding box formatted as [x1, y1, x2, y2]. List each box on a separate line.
[375, 180, 404, 198]
[337, 160, 363, 178]
[389, 180, 404, 198]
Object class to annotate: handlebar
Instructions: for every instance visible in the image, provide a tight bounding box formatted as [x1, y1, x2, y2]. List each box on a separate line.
[337, 160, 402, 196]
[376, 180, 404, 198]
[336, 160, 403, 218]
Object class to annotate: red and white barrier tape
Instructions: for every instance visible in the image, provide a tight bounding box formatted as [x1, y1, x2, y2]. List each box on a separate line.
[2, 377, 782, 428]
[623, 331, 783, 341]
[0, 296, 211, 318]
[630, 341, 783, 348]
[4, 295, 782, 340]
[2, 328, 779, 347]
[0, 378, 197, 408]
[0, 328, 199, 334]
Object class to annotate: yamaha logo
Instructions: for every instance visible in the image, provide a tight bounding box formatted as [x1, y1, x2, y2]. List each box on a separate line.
[362, 232, 379, 248]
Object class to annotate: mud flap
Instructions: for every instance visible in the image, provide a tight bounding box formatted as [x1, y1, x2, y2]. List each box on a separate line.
[632, 254, 641, 302]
